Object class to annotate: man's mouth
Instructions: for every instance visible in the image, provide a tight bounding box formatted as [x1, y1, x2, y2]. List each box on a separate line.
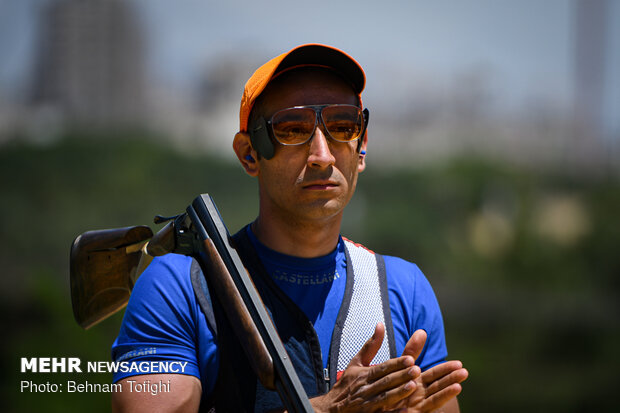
[302, 180, 339, 190]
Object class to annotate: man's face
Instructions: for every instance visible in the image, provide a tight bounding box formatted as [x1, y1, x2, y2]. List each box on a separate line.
[253, 69, 367, 225]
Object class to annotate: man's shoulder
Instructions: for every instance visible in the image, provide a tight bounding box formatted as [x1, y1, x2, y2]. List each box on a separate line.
[132, 253, 195, 295]
[120, 253, 200, 341]
[382, 254, 422, 274]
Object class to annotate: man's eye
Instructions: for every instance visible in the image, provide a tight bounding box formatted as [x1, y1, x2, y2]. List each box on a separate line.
[328, 121, 358, 132]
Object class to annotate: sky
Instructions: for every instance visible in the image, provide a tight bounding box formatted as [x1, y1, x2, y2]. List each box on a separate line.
[0, 0, 618, 137]
[131, 0, 576, 106]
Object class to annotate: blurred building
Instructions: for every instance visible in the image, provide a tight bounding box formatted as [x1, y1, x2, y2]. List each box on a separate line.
[30, 0, 146, 128]
[572, 0, 613, 170]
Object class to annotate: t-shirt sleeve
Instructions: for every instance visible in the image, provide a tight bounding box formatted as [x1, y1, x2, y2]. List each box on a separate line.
[411, 265, 448, 370]
[110, 254, 218, 394]
[384, 256, 448, 371]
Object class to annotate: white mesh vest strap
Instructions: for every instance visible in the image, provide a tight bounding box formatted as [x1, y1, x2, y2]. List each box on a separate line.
[329, 239, 396, 384]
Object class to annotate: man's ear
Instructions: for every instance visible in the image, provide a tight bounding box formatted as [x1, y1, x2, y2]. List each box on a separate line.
[233, 132, 259, 177]
[357, 132, 368, 173]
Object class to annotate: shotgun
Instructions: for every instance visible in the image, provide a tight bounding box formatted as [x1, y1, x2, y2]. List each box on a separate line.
[70, 194, 313, 412]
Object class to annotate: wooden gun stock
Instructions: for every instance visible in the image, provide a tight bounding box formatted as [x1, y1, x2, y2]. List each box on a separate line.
[69, 194, 313, 412]
[70, 221, 277, 389]
[70, 221, 175, 329]
[70, 225, 153, 329]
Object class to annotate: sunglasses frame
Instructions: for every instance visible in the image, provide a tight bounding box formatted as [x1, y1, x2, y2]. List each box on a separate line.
[263, 104, 370, 146]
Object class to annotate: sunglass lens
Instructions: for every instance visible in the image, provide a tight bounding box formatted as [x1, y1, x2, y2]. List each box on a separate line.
[322, 105, 363, 141]
[272, 108, 316, 144]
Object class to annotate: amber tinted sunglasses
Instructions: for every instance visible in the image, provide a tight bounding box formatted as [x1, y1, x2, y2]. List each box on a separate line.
[262, 104, 369, 145]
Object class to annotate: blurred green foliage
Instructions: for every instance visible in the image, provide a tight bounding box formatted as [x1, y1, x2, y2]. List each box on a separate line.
[2, 134, 618, 412]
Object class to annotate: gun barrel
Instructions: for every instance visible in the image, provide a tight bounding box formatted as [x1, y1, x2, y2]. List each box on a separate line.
[188, 194, 313, 413]
[199, 237, 276, 389]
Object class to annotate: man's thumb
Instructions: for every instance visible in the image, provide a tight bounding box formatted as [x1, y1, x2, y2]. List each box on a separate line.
[349, 322, 385, 367]
[402, 329, 427, 360]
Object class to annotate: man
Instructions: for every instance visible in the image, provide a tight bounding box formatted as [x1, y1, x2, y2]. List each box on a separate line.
[111, 44, 468, 412]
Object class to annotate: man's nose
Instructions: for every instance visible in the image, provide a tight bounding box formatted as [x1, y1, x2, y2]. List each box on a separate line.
[307, 126, 336, 168]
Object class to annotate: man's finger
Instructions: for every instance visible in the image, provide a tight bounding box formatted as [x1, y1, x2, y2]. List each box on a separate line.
[421, 360, 464, 385]
[424, 367, 469, 397]
[420, 382, 463, 412]
[366, 356, 418, 383]
[365, 358, 419, 388]
[349, 322, 385, 367]
[371, 379, 417, 410]
[340, 378, 417, 413]
[401, 329, 427, 361]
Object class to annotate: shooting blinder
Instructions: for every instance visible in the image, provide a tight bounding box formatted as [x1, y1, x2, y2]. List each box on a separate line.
[250, 117, 275, 160]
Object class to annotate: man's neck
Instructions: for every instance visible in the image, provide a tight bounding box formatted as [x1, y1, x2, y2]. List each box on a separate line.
[251, 212, 342, 258]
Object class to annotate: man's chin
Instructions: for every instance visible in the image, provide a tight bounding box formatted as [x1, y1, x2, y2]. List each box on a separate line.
[299, 197, 348, 220]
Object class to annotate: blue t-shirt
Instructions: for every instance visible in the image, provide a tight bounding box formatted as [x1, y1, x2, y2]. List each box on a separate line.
[111, 229, 448, 397]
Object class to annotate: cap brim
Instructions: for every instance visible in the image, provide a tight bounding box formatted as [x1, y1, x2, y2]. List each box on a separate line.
[275, 44, 365, 94]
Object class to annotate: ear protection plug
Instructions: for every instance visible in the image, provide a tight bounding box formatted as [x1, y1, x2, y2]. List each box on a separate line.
[245, 155, 254, 162]
[249, 118, 275, 160]
[360, 150, 366, 155]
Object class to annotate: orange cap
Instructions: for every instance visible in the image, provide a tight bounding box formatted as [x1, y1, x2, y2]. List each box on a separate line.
[239, 44, 366, 132]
